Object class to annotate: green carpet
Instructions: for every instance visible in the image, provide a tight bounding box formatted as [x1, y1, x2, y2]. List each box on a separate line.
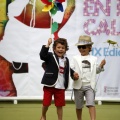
[0, 101, 120, 120]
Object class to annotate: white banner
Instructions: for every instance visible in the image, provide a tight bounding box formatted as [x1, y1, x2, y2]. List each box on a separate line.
[0, 0, 120, 100]
[65, 0, 120, 100]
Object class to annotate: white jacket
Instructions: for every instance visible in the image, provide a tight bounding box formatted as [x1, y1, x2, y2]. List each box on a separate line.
[70, 55, 103, 90]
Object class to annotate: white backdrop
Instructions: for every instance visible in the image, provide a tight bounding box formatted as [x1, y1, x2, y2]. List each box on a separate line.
[0, 0, 120, 101]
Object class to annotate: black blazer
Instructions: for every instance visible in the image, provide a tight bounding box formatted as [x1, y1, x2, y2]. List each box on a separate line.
[40, 45, 74, 89]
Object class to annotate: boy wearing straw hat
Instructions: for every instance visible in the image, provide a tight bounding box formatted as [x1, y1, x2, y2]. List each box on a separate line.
[70, 35, 106, 120]
[40, 38, 79, 120]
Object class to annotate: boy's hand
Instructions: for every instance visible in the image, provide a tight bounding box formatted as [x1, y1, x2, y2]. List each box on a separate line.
[100, 59, 106, 68]
[46, 38, 52, 47]
[73, 72, 79, 80]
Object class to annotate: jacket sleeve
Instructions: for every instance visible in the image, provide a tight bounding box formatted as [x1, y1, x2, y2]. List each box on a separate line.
[96, 65, 104, 74]
[95, 57, 104, 74]
[39, 45, 50, 61]
[70, 68, 75, 80]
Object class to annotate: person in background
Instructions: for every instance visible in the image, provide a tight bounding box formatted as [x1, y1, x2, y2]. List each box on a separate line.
[40, 38, 79, 120]
[70, 35, 106, 120]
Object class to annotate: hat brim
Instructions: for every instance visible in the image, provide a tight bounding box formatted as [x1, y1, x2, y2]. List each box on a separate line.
[75, 42, 94, 46]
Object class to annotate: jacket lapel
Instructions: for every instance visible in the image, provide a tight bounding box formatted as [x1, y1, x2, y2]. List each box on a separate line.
[76, 55, 83, 72]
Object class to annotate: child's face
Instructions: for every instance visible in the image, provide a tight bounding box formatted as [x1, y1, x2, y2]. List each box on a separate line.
[54, 43, 66, 58]
[77, 45, 90, 56]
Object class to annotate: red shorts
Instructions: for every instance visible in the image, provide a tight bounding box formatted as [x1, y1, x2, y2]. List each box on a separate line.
[43, 86, 65, 107]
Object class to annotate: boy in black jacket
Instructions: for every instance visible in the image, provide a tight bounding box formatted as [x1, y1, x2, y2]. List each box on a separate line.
[40, 38, 79, 120]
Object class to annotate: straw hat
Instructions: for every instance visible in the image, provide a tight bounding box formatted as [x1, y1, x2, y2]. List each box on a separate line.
[75, 35, 94, 46]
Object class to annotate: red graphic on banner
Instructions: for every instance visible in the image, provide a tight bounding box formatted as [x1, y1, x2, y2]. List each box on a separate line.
[0, 55, 28, 96]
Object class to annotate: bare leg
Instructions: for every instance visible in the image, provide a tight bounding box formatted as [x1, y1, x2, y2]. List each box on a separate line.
[76, 108, 82, 120]
[40, 106, 49, 120]
[56, 106, 63, 120]
[88, 106, 96, 120]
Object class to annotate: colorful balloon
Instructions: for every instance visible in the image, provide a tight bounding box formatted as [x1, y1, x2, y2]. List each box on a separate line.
[50, 5, 58, 15]
[41, 0, 66, 34]
[56, 2, 63, 12]
[57, 0, 65, 3]
[41, 0, 52, 5]
[42, 3, 54, 12]
[52, 22, 58, 34]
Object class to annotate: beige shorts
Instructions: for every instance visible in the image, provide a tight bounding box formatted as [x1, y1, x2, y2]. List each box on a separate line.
[74, 86, 95, 109]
